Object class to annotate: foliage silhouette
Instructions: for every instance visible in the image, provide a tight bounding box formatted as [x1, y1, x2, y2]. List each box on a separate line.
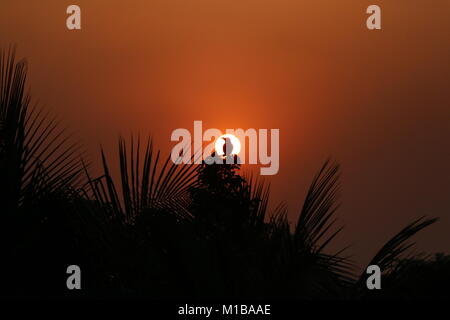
[0, 47, 85, 298]
[0, 48, 445, 299]
[372, 253, 450, 299]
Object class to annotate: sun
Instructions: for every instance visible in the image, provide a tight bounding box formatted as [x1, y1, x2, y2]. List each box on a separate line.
[215, 134, 241, 156]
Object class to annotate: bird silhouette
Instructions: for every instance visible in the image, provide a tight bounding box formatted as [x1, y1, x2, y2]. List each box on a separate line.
[222, 137, 234, 157]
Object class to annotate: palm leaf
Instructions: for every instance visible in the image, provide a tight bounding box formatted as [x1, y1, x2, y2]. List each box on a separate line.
[83, 135, 199, 222]
[0, 46, 82, 210]
[295, 159, 342, 253]
[360, 216, 438, 279]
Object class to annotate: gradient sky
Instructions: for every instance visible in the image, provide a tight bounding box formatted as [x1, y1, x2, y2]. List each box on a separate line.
[1, 0, 449, 267]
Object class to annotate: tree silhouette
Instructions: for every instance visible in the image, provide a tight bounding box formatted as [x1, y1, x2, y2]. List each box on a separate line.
[0, 47, 446, 299]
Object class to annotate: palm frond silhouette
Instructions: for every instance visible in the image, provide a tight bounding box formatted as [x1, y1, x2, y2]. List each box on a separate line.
[355, 216, 438, 298]
[0, 47, 82, 211]
[83, 135, 199, 222]
[0, 47, 445, 299]
[0, 47, 85, 298]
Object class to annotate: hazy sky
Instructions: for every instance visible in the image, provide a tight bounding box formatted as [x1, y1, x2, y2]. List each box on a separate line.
[1, 0, 449, 266]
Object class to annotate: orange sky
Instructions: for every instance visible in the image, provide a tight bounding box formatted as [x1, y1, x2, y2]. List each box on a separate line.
[1, 0, 450, 266]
